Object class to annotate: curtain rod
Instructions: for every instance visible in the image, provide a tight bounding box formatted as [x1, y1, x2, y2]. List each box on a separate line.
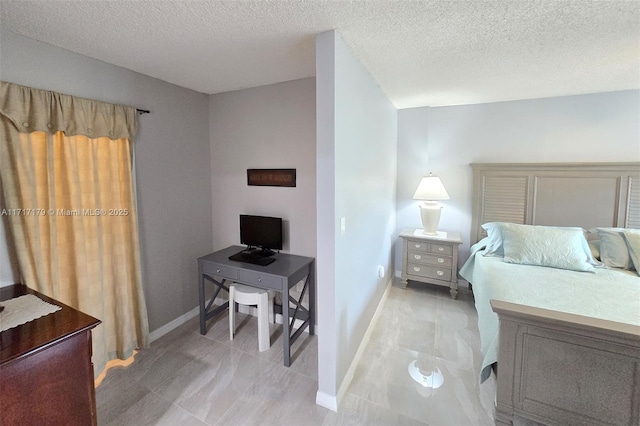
[136, 109, 150, 115]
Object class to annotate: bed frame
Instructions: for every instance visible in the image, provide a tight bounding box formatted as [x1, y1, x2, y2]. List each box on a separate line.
[469, 162, 640, 426]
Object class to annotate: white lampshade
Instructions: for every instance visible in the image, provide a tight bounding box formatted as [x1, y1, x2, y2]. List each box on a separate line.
[413, 173, 449, 235]
[413, 174, 450, 201]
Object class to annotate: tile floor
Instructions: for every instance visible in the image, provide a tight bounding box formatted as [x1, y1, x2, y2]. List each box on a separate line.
[95, 280, 496, 425]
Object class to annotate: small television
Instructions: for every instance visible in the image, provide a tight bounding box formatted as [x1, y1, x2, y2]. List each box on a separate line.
[239, 214, 283, 256]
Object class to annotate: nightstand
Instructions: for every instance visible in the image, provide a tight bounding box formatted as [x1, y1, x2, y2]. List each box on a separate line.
[399, 228, 462, 299]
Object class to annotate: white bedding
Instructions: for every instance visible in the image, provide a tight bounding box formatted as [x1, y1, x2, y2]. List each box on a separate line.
[460, 240, 640, 382]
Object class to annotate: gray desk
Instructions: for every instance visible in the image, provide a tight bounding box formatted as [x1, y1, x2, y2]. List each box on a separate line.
[197, 246, 315, 367]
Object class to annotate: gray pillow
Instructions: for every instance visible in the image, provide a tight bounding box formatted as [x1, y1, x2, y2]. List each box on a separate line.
[597, 228, 633, 270]
[621, 229, 640, 274]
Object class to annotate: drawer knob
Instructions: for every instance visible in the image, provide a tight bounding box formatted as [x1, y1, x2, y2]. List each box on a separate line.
[414, 244, 420, 248]
[437, 271, 444, 276]
[414, 255, 421, 260]
[258, 278, 261, 282]
[438, 247, 444, 252]
[216, 269, 221, 273]
[413, 267, 421, 272]
[438, 258, 444, 263]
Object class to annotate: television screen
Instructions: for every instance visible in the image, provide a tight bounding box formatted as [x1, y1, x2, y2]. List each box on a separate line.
[239, 215, 283, 251]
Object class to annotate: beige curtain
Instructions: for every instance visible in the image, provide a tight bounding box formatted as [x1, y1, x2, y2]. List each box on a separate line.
[0, 81, 149, 375]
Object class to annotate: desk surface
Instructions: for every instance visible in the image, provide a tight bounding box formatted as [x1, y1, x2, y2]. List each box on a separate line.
[198, 246, 314, 279]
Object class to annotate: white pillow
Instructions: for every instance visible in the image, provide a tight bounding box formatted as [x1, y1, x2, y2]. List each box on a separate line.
[501, 223, 595, 272]
[597, 228, 633, 270]
[621, 229, 640, 273]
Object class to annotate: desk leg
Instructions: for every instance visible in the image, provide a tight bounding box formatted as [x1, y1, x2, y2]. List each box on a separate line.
[199, 274, 230, 335]
[308, 264, 315, 336]
[199, 265, 206, 335]
[282, 287, 291, 367]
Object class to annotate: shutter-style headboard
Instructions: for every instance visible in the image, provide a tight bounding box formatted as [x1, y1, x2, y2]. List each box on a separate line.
[470, 162, 640, 245]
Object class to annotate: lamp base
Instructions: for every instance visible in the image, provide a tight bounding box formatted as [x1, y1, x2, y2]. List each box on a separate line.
[418, 201, 443, 235]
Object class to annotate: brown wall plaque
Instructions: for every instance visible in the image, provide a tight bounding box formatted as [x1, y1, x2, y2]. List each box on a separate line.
[247, 169, 296, 187]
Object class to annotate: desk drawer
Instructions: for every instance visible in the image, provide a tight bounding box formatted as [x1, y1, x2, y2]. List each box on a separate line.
[238, 270, 282, 290]
[407, 263, 451, 281]
[407, 251, 452, 268]
[203, 263, 237, 280]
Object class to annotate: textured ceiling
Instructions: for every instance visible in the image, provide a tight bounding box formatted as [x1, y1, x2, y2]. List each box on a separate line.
[1, 1, 638, 108]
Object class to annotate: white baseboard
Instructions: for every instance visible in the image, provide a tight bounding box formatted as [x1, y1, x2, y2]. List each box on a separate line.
[316, 278, 393, 412]
[149, 305, 200, 342]
[337, 279, 392, 405]
[315, 390, 338, 412]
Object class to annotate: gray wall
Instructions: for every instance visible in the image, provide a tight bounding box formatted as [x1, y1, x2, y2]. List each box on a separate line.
[0, 29, 212, 331]
[208, 78, 317, 257]
[0, 177, 19, 286]
[396, 90, 640, 270]
[316, 31, 398, 405]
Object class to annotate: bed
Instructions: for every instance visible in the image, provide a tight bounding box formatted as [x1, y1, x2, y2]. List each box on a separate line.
[460, 162, 640, 426]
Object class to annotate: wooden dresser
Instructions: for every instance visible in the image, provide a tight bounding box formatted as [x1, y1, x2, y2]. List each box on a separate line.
[0, 284, 101, 425]
[399, 228, 462, 299]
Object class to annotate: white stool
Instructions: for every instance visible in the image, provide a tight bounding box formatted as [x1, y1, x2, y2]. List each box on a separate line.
[228, 284, 274, 352]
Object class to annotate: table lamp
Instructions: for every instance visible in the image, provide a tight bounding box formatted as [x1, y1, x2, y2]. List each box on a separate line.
[413, 173, 450, 235]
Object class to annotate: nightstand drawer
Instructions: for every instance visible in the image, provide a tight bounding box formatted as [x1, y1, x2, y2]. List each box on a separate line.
[407, 241, 429, 252]
[429, 243, 453, 256]
[408, 251, 452, 267]
[407, 263, 452, 281]
[237, 270, 282, 290]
